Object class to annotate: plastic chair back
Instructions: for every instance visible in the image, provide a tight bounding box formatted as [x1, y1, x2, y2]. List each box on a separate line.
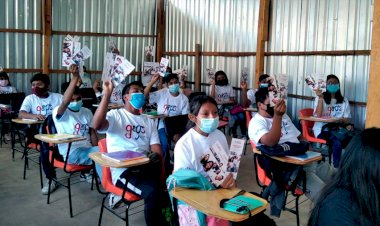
[299, 108, 326, 144]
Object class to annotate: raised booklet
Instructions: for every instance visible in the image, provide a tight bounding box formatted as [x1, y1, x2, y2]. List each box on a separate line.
[40, 134, 82, 141]
[102, 150, 146, 163]
[285, 151, 321, 161]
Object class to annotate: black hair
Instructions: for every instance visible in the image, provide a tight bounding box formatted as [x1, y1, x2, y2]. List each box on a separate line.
[255, 88, 269, 106]
[0, 71, 11, 86]
[166, 66, 173, 73]
[258, 74, 270, 83]
[323, 74, 344, 104]
[82, 66, 87, 73]
[215, 70, 228, 81]
[30, 73, 50, 86]
[163, 73, 179, 84]
[308, 128, 380, 226]
[185, 95, 218, 131]
[61, 82, 81, 95]
[122, 80, 143, 97]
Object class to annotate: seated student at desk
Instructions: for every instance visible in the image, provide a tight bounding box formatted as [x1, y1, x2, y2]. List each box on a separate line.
[92, 80, 163, 226]
[18, 73, 63, 195]
[144, 73, 189, 163]
[174, 95, 235, 226]
[248, 88, 327, 216]
[53, 65, 99, 181]
[313, 74, 353, 168]
[0, 71, 17, 94]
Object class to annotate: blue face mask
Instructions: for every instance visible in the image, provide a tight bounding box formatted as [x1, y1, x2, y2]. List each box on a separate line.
[169, 83, 180, 94]
[129, 93, 145, 109]
[164, 72, 170, 77]
[327, 84, 340, 93]
[68, 100, 83, 111]
[198, 117, 219, 134]
[260, 83, 268, 88]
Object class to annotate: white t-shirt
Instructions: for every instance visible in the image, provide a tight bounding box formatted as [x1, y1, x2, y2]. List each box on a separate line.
[312, 97, 351, 137]
[79, 77, 92, 88]
[248, 113, 300, 146]
[105, 108, 160, 184]
[20, 92, 63, 116]
[52, 106, 93, 159]
[149, 88, 189, 129]
[214, 85, 235, 103]
[173, 128, 229, 180]
[0, 86, 17, 94]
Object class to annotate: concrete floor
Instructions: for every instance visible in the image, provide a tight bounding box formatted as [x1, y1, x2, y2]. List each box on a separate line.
[0, 138, 313, 226]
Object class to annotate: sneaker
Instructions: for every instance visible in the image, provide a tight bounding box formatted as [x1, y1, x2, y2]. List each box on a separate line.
[41, 180, 58, 195]
[108, 194, 123, 209]
[80, 173, 93, 183]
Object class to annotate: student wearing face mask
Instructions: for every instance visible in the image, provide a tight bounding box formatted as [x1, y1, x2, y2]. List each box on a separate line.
[52, 65, 99, 182]
[0, 72, 17, 94]
[92, 80, 163, 225]
[174, 95, 234, 226]
[313, 74, 353, 168]
[144, 73, 189, 166]
[241, 74, 270, 109]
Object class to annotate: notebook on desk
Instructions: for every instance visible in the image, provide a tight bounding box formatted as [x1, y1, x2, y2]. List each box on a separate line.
[101, 150, 146, 163]
[285, 151, 321, 161]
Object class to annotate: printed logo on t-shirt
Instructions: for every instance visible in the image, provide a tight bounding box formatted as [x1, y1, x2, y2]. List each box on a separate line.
[36, 104, 53, 116]
[112, 90, 121, 101]
[125, 124, 146, 140]
[73, 122, 89, 136]
[217, 93, 229, 102]
[163, 104, 177, 114]
[327, 104, 343, 117]
[281, 121, 289, 137]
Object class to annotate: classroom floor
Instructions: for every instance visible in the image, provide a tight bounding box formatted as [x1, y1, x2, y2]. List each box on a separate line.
[0, 136, 313, 226]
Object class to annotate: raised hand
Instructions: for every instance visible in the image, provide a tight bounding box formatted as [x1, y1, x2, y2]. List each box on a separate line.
[221, 173, 236, 189]
[274, 99, 286, 116]
[69, 64, 80, 77]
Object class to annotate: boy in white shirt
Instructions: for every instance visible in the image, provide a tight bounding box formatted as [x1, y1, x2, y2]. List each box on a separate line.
[93, 80, 163, 226]
[53, 65, 98, 173]
[19, 73, 63, 195]
[144, 73, 189, 163]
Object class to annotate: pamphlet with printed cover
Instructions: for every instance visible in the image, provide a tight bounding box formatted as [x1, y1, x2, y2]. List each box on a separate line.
[241, 67, 249, 83]
[268, 74, 288, 107]
[102, 53, 135, 87]
[102, 150, 146, 163]
[158, 57, 170, 77]
[144, 45, 155, 62]
[62, 35, 81, 67]
[305, 74, 326, 92]
[173, 65, 188, 83]
[40, 134, 82, 141]
[200, 139, 245, 187]
[206, 68, 215, 81]
[142, 62, 160, 86]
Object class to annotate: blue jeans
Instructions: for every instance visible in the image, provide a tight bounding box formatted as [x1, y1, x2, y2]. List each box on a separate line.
[67, 146, 99, 165]
[318, 131, 342, 168]
[230, 112, 247, 137]
[158, 128, 169, 160]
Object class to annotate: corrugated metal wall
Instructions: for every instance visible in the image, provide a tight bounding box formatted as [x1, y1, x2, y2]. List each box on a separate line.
[165, 0, 260, 90]
[0, 0, 42, 93]
[165, 0, 372, 129]
[1, 0, 157, 94]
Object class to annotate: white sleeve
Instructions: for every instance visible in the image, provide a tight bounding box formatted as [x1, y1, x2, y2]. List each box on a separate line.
[173, 140, 193, 171]
[229, 86, 235, 98]
[247, 89, 256, 104]
[19, 95, 33, 113]
[105, 110, 116, 131]
[248, 116, 269, 145]
[343, 98, 351, 118]
[149, 120, 160, 145]
[181, 96, 190, 114]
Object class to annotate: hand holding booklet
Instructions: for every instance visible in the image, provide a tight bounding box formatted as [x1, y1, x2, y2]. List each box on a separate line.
[102, 150, 146, 163]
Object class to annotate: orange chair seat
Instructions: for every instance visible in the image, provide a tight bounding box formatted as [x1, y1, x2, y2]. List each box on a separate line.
[218, 121, 228, 128]
[48, 151, 92, 172]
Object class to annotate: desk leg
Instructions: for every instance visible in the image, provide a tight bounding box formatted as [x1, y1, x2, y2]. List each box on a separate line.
[172, 196, 179, 226]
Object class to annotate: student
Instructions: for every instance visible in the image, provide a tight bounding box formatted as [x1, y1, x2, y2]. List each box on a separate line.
[308, 128, 380, 226]
[144, 73, 189, 162]
[241, 74, 270, 108]
[0, 72, 17, 94]
[52, 65, 99, 181]
[210, 70, 246, 138]
[174, 95, 235, 226]
[248, 88, 327, 215]
[92, 80, 163, 226]
[19, 73, 63, 195]
[313, 74, 353, 168]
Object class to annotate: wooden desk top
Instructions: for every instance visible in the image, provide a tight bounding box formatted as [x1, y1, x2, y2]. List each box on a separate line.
[89, 152, 150, 168]
[252, 148, 322, 165]
[244, 107, 258, 112]
[12, 118, 44, 125]
[92, 103, 124, 110]
[34, 134, 86, 144]
[298, 116, 342, 123]
[142, 113, 168, 119]
[171, 187, 268, 222]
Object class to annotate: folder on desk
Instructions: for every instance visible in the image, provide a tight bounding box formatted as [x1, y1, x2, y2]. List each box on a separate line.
[101, 150, 146, 163]
[40, 134, 82, 141]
